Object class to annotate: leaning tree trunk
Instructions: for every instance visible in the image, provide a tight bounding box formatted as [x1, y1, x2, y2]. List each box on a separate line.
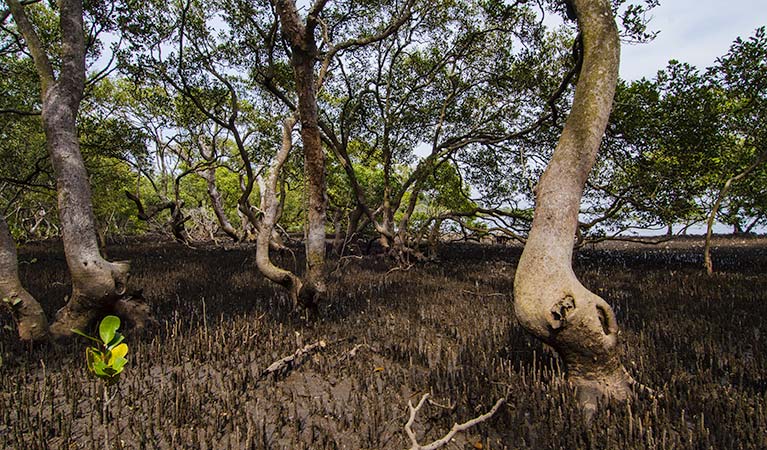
[0, 215, 48, 341]
[202, 167, 239, 241]
[196, 138, 240, 241]
[704, 149, 767, 275]
[7, 0, 133, 338]
[513, 0, 631, 417]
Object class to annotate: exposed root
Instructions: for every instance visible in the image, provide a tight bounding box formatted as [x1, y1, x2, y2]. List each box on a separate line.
[113, 293, 157, 330]
[405, 393, 505, 450]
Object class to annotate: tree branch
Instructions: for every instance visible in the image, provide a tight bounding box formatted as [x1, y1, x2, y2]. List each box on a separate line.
[405, 393, 505, 450]
[4, 0, 54, 91]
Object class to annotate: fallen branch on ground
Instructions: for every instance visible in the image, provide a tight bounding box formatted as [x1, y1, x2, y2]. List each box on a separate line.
[461, 289, 505, 298]
[405, 393, 505, 450]
[262, 340, 327, 378]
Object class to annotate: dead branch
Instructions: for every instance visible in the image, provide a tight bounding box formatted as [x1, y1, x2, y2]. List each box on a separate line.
[343, 343, 379, 360]
[461, 290, 505, 298]
[261, 340, 327, 378]
[385, 264, 414, 277]
[405, 393, 505, 450]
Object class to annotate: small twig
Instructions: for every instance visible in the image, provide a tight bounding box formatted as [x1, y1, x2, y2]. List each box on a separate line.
[406, 393, 505, 450]
[341, 343, 379, 361]
[625, 367, 661, 399]
[460, 290, 505, 297]
[385, 264, 414, 276]
[331, 254, 364, 276]
[427, 397, 455, 411]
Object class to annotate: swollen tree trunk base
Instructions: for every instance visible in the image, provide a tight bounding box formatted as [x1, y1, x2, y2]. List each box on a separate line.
[297, 281, 323, 312]
[49, 299, 101, 338]
[4, 290, 49, 342]
[515, 275, 635, 419]
[49, 260, 131, 338]
[570, 365, 633, 420]
[0, 216, 48, 341]
[114, 293, 157, 330]
[512, 0, 629, 419]
[49, 293, 155, 339]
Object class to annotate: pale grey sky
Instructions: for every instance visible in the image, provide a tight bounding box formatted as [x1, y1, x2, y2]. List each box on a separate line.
[620, 0, 766, 80]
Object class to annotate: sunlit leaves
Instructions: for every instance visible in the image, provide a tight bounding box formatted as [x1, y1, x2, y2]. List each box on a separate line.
[72, 315, 129, 386]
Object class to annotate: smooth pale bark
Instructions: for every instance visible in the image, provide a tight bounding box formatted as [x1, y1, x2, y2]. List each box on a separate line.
[0, 216, 48, 341]
[273, 0, 327, 305]
[7, 0, 133, 337]
[513, 0, 631, 416]
[196, 138, 240, 241]
[202, 167, 239, 241]
[256, 118, 304, 306]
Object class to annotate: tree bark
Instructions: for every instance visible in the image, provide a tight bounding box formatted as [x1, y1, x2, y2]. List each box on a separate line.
[202, 167, 239, 241]
[273, 0, 327, 305]
[256, 117, 305, 306]
[7, 0, 133, 338]
[196, 137, 240, 241]
[513, 0, 629, 417]
[0, 215, 48, 341]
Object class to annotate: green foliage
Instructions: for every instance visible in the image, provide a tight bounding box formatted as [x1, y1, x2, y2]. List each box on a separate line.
[595, 27, 767, 235]
[72, 316, 129, 386]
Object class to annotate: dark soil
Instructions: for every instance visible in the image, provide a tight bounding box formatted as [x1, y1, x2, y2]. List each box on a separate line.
[1, 236, 766, 449]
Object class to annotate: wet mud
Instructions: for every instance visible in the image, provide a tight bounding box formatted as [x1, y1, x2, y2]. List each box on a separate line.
[1, 236, 766, 449]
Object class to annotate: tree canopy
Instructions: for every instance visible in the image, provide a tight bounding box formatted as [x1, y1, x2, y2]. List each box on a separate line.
[0, 1, 763, 249]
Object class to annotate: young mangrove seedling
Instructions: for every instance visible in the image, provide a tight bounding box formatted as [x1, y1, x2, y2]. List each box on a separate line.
[72, 315, 129, 385]
[72, 315, 129, 448]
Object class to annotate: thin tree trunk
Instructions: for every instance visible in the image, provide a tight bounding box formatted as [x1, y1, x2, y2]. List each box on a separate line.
[0, 215, 48, 341]
[7, 0, 133, 337]
[331, 207, 344, 255]
[704, 150, 767, 274]
[196, 137, 239, 241]
[513, 0, 630, 418]
[256, 117, 304, 306]
[202, 167, 239, 241]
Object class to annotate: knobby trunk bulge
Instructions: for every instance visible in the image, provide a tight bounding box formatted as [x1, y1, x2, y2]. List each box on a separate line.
[0, 216, 48, 341]
[6, 0, 146, 337]
[513, 0, 635, 417]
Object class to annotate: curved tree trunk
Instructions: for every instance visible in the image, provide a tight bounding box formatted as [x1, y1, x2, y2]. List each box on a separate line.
[7, 0, 133, 338]
[256, 118, 304, 306]
[45, 96, 132, 336]
[202, 167, 239, 241]
[196, 137, 240, 241]
[0, 215, 48, 341]
[513, 0, 630, 417]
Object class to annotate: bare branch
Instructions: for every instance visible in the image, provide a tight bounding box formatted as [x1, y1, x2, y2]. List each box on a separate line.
[4, 0, 54, 91]
[262, 339, 327, 378]
[0, 108, 40, 115]
[405, 393, 505, 450]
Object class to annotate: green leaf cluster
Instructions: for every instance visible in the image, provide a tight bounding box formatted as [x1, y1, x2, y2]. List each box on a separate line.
[72, 316, 129, 386]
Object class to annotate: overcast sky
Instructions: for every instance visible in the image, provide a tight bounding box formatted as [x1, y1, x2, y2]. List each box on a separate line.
[619, 0, 765, 81]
